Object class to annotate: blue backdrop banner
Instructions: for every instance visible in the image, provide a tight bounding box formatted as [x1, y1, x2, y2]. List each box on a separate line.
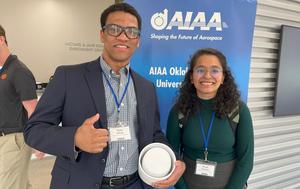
[125, 0, 257, 132]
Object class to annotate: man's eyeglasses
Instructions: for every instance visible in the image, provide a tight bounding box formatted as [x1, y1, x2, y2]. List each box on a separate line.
[103, 24, 140, 39]
[194, 66, 223, 77]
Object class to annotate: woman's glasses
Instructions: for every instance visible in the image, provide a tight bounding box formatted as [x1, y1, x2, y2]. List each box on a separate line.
[194, 66, 223, 77]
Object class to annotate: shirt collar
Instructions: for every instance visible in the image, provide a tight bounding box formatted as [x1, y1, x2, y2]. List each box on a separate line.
[0, 54, 13, 73]
[99, 57, 130, 78]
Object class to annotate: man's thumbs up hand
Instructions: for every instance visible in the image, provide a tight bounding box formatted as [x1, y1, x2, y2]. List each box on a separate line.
[74, 113, 109, 153]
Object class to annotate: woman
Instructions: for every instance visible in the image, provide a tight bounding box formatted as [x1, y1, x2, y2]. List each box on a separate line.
[166, 48, 254, 189]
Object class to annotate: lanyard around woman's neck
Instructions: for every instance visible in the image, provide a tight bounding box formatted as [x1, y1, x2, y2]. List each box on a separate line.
[198, 111, 216, 161]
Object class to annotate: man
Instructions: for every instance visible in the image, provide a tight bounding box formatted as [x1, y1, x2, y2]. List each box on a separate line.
[0, 25, 43, 189]
[24, 3, 185, 189]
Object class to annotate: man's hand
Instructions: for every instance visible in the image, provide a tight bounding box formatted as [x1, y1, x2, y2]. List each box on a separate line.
[152, 160, 186, 189]
[74, 113, 109, 153]
[33, 149, 45, 160]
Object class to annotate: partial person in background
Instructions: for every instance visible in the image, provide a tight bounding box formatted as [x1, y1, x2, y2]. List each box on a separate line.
[24, 3, 185, 189]
[0, 25, 44, 189]
[166, 48, 254, 189]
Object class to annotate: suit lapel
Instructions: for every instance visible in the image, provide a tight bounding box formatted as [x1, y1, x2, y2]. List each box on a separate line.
[82, 58, 108, 128]
[131, 70, 145, 115]
[131, 70, 147, 146]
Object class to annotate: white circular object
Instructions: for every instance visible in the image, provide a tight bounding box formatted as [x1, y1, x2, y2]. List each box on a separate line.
[138, 143, 176, 185]
[141, 147, 172, 177]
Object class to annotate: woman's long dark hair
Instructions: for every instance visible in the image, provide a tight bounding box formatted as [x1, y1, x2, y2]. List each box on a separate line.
[175, 48, 240, 118]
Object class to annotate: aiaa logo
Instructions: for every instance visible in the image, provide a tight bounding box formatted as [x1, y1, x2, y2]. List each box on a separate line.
[151, 9, 169, 30]
[151, 9, 227, 31]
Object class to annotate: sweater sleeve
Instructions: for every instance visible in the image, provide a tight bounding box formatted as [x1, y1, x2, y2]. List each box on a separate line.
[166, 107, 189, 189]
[226, 102, 254, 189]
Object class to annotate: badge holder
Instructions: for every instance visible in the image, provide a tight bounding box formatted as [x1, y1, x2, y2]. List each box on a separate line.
[195, 150, 217, 177]
[109, 121, 131, 142]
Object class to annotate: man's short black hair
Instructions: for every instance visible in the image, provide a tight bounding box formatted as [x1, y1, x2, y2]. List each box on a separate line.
[100, 3, 142, 30]
[0, 25, 8, 45]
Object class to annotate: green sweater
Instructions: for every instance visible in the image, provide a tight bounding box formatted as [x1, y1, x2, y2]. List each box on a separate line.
[166, 99, 254, 189]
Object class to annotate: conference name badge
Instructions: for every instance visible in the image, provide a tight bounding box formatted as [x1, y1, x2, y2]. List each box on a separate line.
[109, 122, 131, 142]
[195, 159, 217, 177]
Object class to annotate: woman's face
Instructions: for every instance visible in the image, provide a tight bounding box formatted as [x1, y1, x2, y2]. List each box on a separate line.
[190, 54, 225, 99]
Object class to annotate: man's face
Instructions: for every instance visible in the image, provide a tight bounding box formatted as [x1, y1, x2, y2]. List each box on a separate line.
[0, 36, 6, 53]
[100, 11, 140, 66]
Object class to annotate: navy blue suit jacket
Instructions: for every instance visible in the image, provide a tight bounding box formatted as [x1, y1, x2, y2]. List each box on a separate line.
[24, 58, 169, 189]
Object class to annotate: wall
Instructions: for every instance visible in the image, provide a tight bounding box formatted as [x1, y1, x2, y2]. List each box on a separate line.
[0, 0, 114, 82]
[248, 0, 300, 188]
